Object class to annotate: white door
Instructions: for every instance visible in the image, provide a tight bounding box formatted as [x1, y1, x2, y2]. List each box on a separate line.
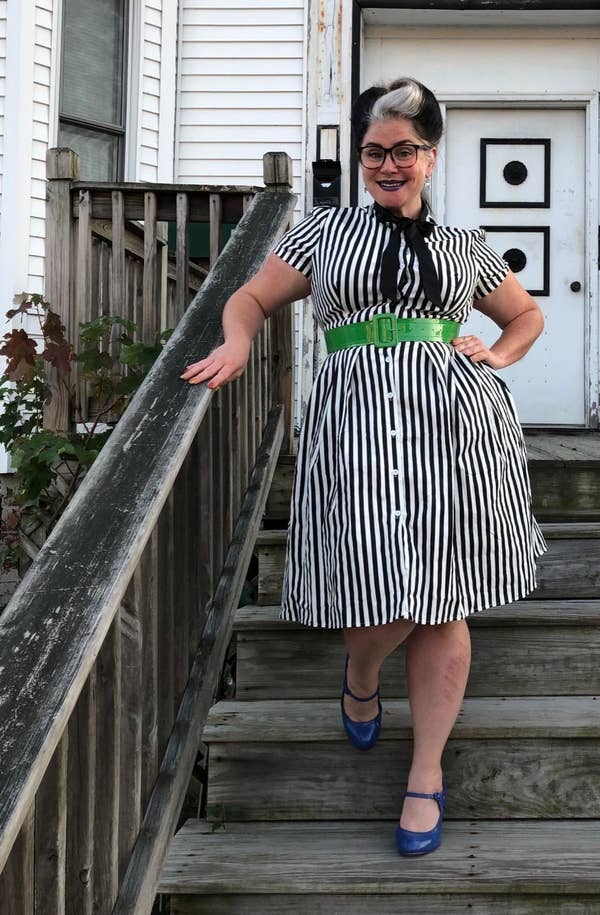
[444, 108, 586, 426]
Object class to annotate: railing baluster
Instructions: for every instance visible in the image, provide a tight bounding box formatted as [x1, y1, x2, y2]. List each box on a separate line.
[133, 259, 143, 336]
[186, 434, 201, 662]
[34, 733, 67, 913]
[111, 190, 126, 366]
[247, 337, 256, 468]
[173, 462, 189, 709]
[175, 192, 190, 325]
[66, 672, 95, 915]
[143, 191, 157, 343]
[140, 528, 159, 810]
[74, 189, 93, 425]
[198, 407, 214, 608]
[221, 383, 234, 552]
[256, 326, 264, 447]
[94, 615, 121, 913]
[211, 389, 225, 573]
[111, 191, 126, 314]
[239, 359, 249, 500]
[0, 804, 34, 915]
[209, 193, 223, 268]
[230, 377, 242, 525]
[157, 492, 175, 762]
[262, 320, 270, 428]
[118, 589, 143, 884]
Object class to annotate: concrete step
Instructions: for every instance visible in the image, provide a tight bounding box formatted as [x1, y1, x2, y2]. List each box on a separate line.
[254, 523, 600, 606]
[159, 818, 600, 914]
[233, 601, 600, 699]
[203, 697, 600, 821]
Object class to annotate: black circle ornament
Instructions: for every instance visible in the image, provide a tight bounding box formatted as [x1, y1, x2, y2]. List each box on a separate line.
[503, 248, 527, 273]
[503, 160, 528, 186]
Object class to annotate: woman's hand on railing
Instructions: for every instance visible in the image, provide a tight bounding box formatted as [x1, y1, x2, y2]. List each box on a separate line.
[180, 338, 251, 390]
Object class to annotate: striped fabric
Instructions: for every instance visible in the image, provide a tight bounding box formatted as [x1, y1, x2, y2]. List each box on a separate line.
[272, 204, 548, 628]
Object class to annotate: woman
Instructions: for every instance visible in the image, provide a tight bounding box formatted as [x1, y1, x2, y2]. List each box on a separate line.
[181, 77, 548, 856]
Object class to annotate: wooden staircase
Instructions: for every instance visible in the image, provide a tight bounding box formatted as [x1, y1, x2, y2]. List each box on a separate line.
[158, 433, 600, 913]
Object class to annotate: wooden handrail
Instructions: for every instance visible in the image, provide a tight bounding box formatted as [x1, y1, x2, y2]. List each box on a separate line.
[0, 157, 295, 909]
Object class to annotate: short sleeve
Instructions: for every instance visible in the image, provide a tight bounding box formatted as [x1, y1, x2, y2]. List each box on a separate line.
[270, 206, 331, 278]
[472, 230, 510, 300]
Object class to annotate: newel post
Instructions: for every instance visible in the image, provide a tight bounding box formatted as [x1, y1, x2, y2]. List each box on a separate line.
[45, 148, 80, 434]
[263, 152, 294, 455]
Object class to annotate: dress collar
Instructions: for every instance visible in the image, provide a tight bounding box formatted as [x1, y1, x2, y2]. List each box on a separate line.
[368, 200, 437, 228]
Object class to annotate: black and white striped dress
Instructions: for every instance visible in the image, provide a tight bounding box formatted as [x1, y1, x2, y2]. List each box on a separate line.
[272, 204, 548, 628]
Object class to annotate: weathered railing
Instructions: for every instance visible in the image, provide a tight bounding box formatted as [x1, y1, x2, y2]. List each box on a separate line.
[0, 153, 296, 914]
[45, 148, 259, 430]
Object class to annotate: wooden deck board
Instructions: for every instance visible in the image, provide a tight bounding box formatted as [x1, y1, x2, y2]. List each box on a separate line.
[233, 600, 600, 630]
[169, 893, 600, 914]
[158, 819, 600, 895]
[203, 696, 600, 742]
[523, 433, 600, 462]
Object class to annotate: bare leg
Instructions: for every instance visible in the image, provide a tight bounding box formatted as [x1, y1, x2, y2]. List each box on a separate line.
[342, 619, 416, 722]
[400, 620, 471, 831]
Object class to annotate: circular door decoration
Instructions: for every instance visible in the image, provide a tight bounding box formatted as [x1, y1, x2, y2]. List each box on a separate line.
[480, 139, 551, 208]
[502, 247, 527, 273]
[481, 226, 550, 296]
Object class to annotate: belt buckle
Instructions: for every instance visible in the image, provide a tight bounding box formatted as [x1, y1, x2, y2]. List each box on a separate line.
[369, 314, 397, 347]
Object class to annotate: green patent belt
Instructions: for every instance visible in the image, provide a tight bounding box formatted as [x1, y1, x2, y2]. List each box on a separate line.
[324, 316, 461, 353]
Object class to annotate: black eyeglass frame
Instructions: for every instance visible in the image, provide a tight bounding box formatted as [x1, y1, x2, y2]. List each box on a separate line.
[358, 143, 433, 169]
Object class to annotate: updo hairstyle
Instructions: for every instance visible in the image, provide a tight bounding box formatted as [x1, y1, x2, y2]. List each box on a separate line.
[351, 77, 443, 150]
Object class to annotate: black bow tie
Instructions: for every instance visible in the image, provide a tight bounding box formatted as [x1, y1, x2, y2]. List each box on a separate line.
[373, 203, 443, 311]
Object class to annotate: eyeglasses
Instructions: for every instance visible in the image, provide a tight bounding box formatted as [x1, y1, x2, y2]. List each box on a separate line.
[358, 143, 432, 169]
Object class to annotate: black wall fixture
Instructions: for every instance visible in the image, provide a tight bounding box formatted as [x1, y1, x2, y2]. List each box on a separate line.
[480, 139, 551, 208]
[481, 225, 550, 296]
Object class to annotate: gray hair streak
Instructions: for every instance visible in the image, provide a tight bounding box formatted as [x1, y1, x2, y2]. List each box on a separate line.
[369, 81, 424, 125]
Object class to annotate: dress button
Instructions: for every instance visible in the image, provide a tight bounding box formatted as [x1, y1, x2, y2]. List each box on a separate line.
[387, 392, 393, 399]
[385, 356, 391, 363]
[392, 469, 399, 476]
[394, 510, 402, 517]
[390, 430, 397, 437]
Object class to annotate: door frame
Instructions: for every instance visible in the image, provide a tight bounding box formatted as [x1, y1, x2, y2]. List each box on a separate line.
[350, 4, 600, 428]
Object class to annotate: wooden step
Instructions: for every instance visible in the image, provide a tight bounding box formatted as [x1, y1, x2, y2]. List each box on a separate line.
[265, 435, 600, 525]
[234, 602, 600, 699]
[527, 433, 600, 521]
[254, 523, 600, 606]
[204, 697, 600, 820]
[159, 818, 600, 913]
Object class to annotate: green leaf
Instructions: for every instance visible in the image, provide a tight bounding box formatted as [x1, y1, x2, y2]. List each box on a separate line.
[75, 349, 113, 374]
[79, 315, 136, 348]
[119, 341, 162, 370]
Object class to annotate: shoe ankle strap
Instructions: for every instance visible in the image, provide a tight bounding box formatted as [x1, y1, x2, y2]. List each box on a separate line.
[404, 788, 445, 802]
[344, 654, 380, 702]
[343, 683, 380, 702]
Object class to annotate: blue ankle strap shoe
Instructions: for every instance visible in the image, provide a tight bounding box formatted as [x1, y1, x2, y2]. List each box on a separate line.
[340, 653, 382, 751]
[396, 779, 448, 856]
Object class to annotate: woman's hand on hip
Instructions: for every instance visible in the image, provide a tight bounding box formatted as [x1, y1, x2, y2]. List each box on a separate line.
[450, 334, 505, 369]
[180, 338, 251, 390]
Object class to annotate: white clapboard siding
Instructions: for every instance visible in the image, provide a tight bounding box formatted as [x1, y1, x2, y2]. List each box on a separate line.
[0, 1, 6, 241]
[0, 8, 6, 247]
[176, 1, 305, 192]
[139, 0, 162, 181]
[28, 0, 53, 294]
[177, 0, 307, 443]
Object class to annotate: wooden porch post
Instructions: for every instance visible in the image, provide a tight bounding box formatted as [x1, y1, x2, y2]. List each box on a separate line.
[263, 152, 294, 455]
[45, 148, 80, 434]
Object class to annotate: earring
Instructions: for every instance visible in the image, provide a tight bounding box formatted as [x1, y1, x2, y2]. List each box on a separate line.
[424, 177, 432, 190]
